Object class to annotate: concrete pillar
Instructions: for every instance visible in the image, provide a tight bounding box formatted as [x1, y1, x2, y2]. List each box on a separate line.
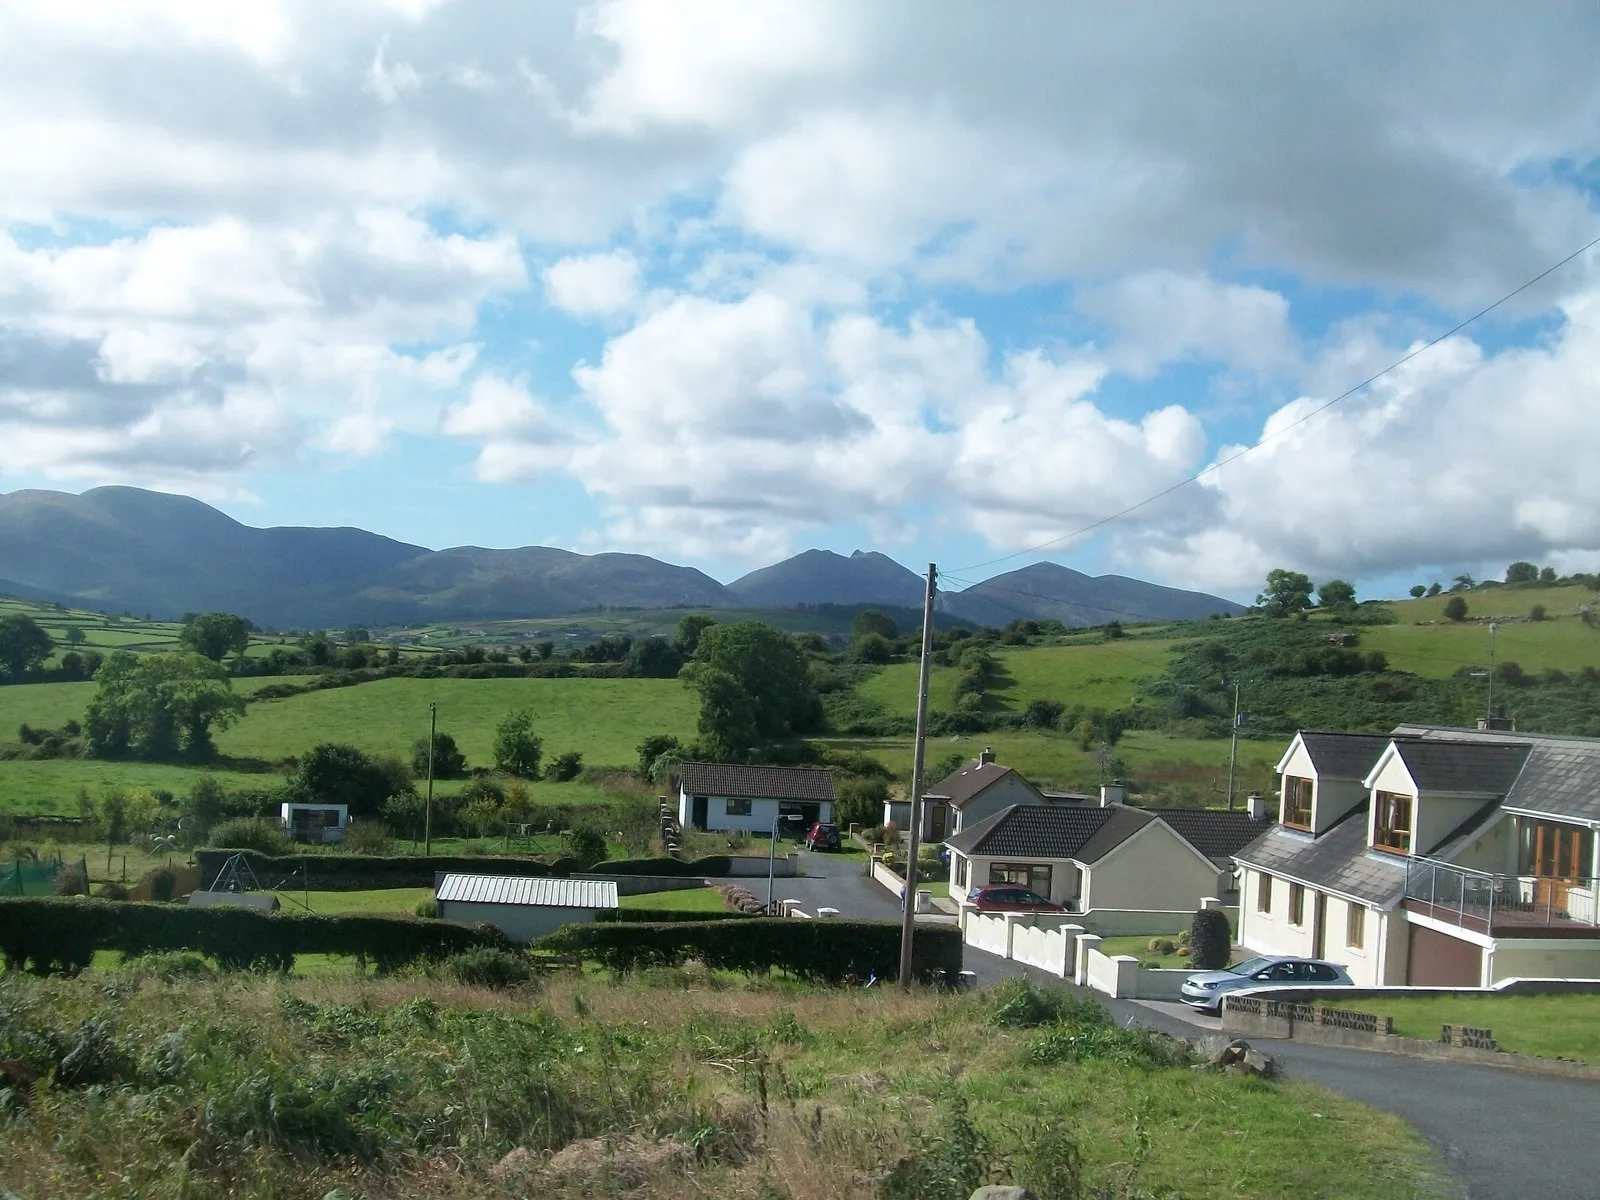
[1060, 924, 1085, 980]
[1109, 954, 1141, 998]
[958, 902, 977, 937]
[1201, 896, 1222, 910]
[1002, 911, 1035, 960]
[1076, 933, 1102, 986]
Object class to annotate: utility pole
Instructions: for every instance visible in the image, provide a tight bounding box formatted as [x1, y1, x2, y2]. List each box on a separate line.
[898, 563, 938, 990]
[1486, 621, 1499, 724]
[1226, 680, 1241, 812]
[424, 701, 436, 855]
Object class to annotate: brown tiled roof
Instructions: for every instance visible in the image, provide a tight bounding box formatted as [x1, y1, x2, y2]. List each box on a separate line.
[678, 763, 835, 802]
[1145, 808, 1271, 861]
[924, 761, 1040, 808]
[944, 803, 1153, 863]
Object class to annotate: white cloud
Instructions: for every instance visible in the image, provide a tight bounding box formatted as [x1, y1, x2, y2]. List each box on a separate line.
[543, 250, 641, 317]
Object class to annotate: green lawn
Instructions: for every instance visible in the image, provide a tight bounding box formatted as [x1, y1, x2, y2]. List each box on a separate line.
[288, 887, 433, 915]
[1100, 933, 1197, 969]
[618, 886, 727, 911]
[1337, 994, 1600, 1064]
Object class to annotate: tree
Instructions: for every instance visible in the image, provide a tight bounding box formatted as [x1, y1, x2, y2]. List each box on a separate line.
[294, 743, 413, 816]
[1505, 561, 1539, 585]
[1530, 604, 1548, 622]
[179, 612, 251, 661]
[851, 609, 899, 640]
[1426, 582, 1442, 598]
[626, 635, 684, 678]
[535, 640, 555, 661]
[681, 620, 823, 759]
[1443, 595, 1469, 622]
[1190, 908, 1230, 970]
[1256, 569, 1314, 616]
[1451, 573, 1475, 592]
[636, 733, 681, 777]
[546, 750, 584, 781]
[566, 824, 608, 868]
[66, 626, 86, 646]
[493, 708, 543, 778]
[1409, 585, 1427, 599]
[849, 632, 893, 664]
[1540, 566, 1559, 586]
[1317, 579, 1356, 608]
[0, 614, 54, 681]
[410, 731, 467, 779]
[84, 651, 246, 760]
[833, 776, 888, 829]
[673, 613, 717, 658]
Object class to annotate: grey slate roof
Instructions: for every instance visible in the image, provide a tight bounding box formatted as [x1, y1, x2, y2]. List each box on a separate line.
[679, 763, 835, 802]
[1146, 808, 1271, 861]
[1297, 732, 1392, 779]
[924, 761, 1034, 807]
[1233, 807, 1409, 908]
[945, 803, 1153, 863]
[435, 874, 619, 909]
[1392, 724, 1600, 824]
[1387, 740, 1530, 795]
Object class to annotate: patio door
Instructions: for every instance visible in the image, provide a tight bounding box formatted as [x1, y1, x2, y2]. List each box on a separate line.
[1311, 893, 1327, 959]
[1524, 821, 1592, 914]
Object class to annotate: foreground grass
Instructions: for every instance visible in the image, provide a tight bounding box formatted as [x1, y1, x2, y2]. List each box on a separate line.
[1338, 994, 1600, 1064]
[619, 886, 728, 911]
[0, 970, 1444, 1199]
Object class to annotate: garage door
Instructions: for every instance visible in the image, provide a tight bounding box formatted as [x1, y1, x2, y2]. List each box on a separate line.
[1408, 925, 1483, 986]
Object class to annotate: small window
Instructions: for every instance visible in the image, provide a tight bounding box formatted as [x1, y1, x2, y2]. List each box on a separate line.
[1257, 873, 1273, 914]
[1373, 791, 1412, 854]
[954, 856, 968, 888]
[1282, 776, 1313, 828]
[1289, 883, 1306, 926]
[725, 797, 753, 816]
[1346, 904, 1366, 949]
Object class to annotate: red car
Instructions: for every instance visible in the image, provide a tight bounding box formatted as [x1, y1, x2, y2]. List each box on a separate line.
[805, 822, 841, 851]
[968, 884, 1066, 913]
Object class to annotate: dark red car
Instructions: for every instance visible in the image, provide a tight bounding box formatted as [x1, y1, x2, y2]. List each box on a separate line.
[968, 884, 1065, 913]
[805, 822, 841, 851]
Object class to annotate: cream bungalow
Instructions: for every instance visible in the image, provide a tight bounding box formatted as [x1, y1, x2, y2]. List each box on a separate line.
[1236, 725, 1600, 987]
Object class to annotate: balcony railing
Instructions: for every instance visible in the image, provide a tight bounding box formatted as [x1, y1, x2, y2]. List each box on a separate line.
[1403, 857, 1599, 935]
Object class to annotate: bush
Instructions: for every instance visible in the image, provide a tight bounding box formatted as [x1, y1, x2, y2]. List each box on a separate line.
[442, 947, 533, 990]
[146, 867, 177, 902]
[596, 907, 752, 923]
[988, 978, 1106, 1029]
[53, 862, 88, 896]
[565, 824, 608, 867]
[1531, 604, 1548, 622]
[413, 898, 437, 919]
[211, 817, 288, 855]
[343, 820, 394, 856]
[97, 881, 130, 900]
[1444, 595, 1469, 622]
[546, 751, 584, 782]
[540, 917, 960, 985]
[1189, 907, 1231, 970]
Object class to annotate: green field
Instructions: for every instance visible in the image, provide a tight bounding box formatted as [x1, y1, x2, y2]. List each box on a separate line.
[1362, 615, 1600, 678]
[1338, 993, 1600, 1064]
[0, 760, 276, 816]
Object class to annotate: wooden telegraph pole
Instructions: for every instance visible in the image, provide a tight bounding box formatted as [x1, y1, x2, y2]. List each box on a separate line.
[898, 564, 938, 989]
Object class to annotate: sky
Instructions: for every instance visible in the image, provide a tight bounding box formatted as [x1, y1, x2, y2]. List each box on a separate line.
[2, 2, 1599, 603]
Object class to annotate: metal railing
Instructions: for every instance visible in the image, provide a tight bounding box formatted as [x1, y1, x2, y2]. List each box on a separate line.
[1403, 857, 1598, 931]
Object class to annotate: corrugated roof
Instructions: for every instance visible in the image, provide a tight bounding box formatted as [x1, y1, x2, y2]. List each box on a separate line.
[1297, 732, 1392, 779]
[435, 874, 619, 909]
[1387, 740, 1530, 794]
[1145, 808, 1272, 860]
[924, 761, 1040, 808]
[1234, 808, 1408, 908]
[945, 803, 1153, 863]
[679, 762, 835, 801]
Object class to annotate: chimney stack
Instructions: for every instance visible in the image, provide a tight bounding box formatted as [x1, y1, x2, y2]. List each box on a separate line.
[1246, 792, 1266, 822]
[978, 747, 995, 766]
[1477, 714, 1514, 732]
[1099, 780, 1126, 807]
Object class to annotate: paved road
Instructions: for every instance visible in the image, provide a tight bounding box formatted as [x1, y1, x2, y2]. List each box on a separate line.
[782, 850, 1599, 1200]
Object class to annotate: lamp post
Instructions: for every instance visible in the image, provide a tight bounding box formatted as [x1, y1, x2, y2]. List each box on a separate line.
[767, 813, 802, 914]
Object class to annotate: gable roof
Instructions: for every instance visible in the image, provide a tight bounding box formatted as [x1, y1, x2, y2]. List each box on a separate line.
[1145, 808, 1272, 861]
[924, 760, 1037, 808]
[1381, 739, 1531, 795]
[678, 763, 835, 802]
[1392, 724, 1600, 824]
[1282, 731, 1392, 779]
[1234, 806, 1409, 908]
[944, 803, 1153, 863]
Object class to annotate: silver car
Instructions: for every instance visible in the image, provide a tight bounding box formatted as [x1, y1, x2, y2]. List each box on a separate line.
[1179, 955, 1353, 1014]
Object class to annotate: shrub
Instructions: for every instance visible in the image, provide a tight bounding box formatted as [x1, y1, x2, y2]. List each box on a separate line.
[343, 820, 394, 855]
[117, 950, 214, 981]
[443, 947, 533, 990]
[988, 978, 1106, 1029]
[1189, 907, 1231, 970]
[146, 867, 177, 902]
[53, 862, 88, 896]
[211, 817, 288, 855]
[1153, 938, 1177, 956]
[565, 824, 608, 867]
[1444, 595, 1469, 622]
[546, 751, 584, 782]
[413, 898, 437, 919]
[97, 881, 130, 900]
[1530, 604, 1548, 622]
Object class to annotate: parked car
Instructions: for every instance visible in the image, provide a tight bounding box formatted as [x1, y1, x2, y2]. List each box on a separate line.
[1179, 956, 1354, 1014]
[804, 822, 841, 851]
[967, 884, 1066, 913]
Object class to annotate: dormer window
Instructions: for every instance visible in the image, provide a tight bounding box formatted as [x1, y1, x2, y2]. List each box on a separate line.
[1282, 777, 1313, 829]
[1373, 791, 1412, 854]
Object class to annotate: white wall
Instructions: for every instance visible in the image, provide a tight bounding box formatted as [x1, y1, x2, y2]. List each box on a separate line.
[1449, 814, 1515, 874]
[1311, 778, 1367, 836]
[679, 793, 832, 835]
[963, 852, 1081, 906]
[436, 901, 604, 944]
[1488, 942, 1600, 983]
[1236, 867, 1405, 986]
[1082, 822, 1216, 914]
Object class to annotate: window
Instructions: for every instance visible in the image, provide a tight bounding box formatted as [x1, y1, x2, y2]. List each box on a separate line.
[1373, 791, 1412, 854]
[954, 856, 968, 888]
[1289, 883, 1306, 926]
[1518, 820, 1593, 879]
[725, 797, 753, 816]
[989, 862, 1052, 896]
[1346, 904, 1365, 949]
[1308, 963, 1341, 982]
[1282, 776, 1313, 828]
[1257, 873, 1273, 914]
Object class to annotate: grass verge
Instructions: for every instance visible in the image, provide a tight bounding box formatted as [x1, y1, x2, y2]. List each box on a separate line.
[1337, 993, 1600, 1064]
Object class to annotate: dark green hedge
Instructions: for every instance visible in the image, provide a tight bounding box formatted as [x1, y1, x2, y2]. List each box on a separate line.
[595, 908, 752, 923]
[0, 897, 509, 975]
[539, 918, 961, 985]
[196, 849, 558, 890]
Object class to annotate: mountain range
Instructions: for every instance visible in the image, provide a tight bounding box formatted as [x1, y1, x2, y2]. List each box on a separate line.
[0, 486, 1243, 629]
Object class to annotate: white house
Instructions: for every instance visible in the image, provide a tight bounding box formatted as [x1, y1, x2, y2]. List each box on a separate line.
[1235, 725, 1600, 987]
[678, 762, 835, 835]
[280, 802, 349, 844]
[434, 874, 618, 943]
[885, 749, 1067, 841]
[944, 799, 1223, 934]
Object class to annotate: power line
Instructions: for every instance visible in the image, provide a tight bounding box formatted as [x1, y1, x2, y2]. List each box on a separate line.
[949, 230, 1600, 576]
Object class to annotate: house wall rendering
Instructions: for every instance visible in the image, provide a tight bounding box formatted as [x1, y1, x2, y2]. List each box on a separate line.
[1079, 823, 1218, 916]
[678, 791, 832, 835]
[952, 773, 1046, 833]
[1234, 867, 1407, 987]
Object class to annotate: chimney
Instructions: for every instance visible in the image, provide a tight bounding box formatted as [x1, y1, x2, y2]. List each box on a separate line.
[1099, 780, 1126, 807]
[1246, 792, 1267, 822]
[1477, 714, 1514, 732]
[978, 747, 995, 766]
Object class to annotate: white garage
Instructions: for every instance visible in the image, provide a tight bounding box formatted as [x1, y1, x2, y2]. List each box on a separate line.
[434, 874, 619, 943]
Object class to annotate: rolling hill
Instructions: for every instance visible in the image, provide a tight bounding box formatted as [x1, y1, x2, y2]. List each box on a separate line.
[941, 561, 1243, 626]
[726, 549, 925, 607]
